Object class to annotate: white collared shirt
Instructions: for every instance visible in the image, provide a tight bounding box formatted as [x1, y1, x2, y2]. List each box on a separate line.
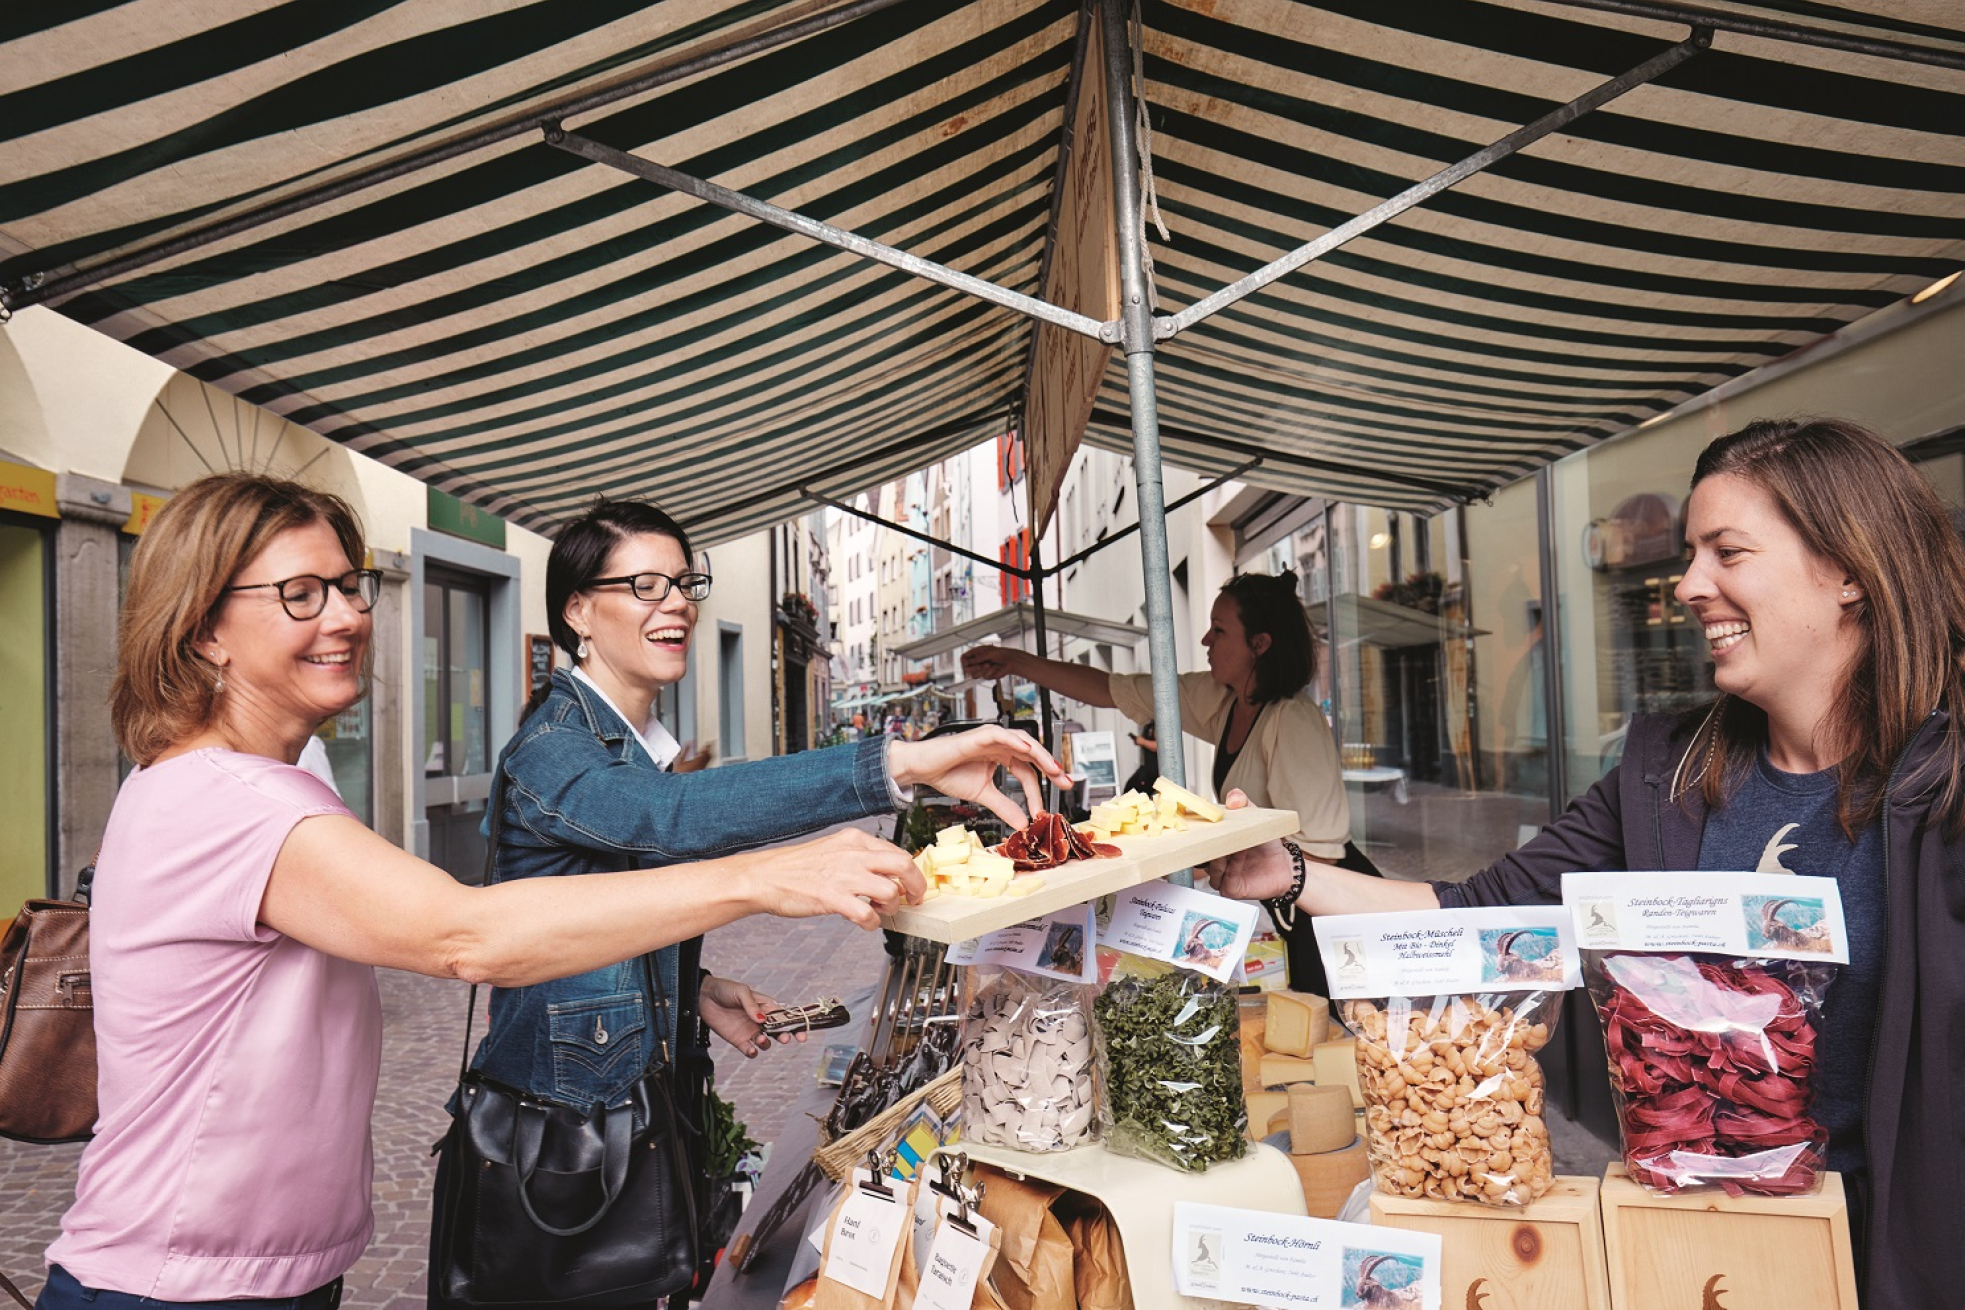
[571, 666, 682, 771]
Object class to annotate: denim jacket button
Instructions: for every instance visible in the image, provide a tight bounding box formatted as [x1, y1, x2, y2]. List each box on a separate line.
[594, 1017, 610, 1046]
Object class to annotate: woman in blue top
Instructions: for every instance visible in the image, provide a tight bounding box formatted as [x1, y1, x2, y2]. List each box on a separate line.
[1204, 418, 1965, 1310]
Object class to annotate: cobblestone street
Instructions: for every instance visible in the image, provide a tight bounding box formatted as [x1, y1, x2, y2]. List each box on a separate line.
[0, 821, 893, 1306]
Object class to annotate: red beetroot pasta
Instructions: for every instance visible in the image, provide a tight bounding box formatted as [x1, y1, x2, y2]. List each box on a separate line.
[1587, 953, 1834, 1196]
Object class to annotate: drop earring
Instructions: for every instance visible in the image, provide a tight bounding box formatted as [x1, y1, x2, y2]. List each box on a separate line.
[576, 636, 589, 660]
[214, 670, 225, 693]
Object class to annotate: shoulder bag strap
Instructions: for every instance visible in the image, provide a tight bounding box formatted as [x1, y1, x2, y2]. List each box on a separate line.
[456, 772, 507, 1083]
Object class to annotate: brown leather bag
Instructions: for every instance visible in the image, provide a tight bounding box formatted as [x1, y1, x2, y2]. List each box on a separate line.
[0, 867, 96, 1144]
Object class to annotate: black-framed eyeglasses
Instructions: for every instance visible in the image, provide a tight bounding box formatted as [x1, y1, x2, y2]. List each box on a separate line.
[581, 571, 713, 602]
[224, 569, 383, 620]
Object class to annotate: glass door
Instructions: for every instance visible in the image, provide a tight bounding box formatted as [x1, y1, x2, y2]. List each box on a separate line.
[424, 564, 492, 880]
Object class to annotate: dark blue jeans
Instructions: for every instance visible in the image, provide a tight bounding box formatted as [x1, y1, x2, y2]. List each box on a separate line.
[36, 1266, 342, 1310]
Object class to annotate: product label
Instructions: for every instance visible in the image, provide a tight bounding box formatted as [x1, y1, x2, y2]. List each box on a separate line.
[912, 1214, 992, 1310]
[944, 903, 1096, 982]
[1311, 906, 1579, 999]
[822, 1170, 908, 1299]
[1562, 871, 1849, 963]
[1103, 881, 1260, 982]
[1172, 1202, 1441, 1309]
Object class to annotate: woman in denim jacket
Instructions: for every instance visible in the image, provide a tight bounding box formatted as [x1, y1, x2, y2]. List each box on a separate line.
[437, 499, 1064, 1303]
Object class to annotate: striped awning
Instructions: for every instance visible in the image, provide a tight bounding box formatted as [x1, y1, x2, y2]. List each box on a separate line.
[3, 0, 1963, 534]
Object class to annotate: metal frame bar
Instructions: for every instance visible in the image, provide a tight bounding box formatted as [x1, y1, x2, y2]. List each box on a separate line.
[1088, 411, 1479, 503]
[547, 127, 1115, 342]
[1156, 28, 1712, 340]
[1, 0, 920, 311]
[1537, 0, 1965, 72]
[1535, 466, 1569, 821]
[1101, 0, 1192, 887]
[1048, 456, 1260, 573]
[801, 487, 1026, 580]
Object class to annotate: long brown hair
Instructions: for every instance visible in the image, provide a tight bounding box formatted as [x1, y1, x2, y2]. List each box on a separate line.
[112, 472, 368, 766]
[1677, 418, 1965, 838]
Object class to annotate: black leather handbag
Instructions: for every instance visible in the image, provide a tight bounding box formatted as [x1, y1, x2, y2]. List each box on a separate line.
[431, 780, 699, 1308]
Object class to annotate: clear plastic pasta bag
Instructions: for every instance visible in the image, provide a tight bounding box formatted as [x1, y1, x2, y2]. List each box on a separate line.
[959, 966, 1098, 1153]
[1341, 992, 1558, 1207]
[1091, 961, 1247, 1172]
[1584, 951, 1836, 1196]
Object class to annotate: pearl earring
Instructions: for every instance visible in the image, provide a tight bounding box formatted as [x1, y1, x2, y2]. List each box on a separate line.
[576, 636, 589, 660]
[214, 670, 225, 693]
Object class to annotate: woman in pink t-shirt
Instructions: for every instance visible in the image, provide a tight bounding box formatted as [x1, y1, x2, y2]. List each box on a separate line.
[37, 474, 935, 1309]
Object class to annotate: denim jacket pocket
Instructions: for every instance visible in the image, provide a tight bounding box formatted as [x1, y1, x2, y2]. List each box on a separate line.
[547, 993, 648, 1105]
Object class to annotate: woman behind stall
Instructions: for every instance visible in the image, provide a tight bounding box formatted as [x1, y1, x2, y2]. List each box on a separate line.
[1203, 418, 1965, 1310]
[961, 571, 1358, 989]
[437, 499, 1067, 1307]
[39, 474, 928, 1310]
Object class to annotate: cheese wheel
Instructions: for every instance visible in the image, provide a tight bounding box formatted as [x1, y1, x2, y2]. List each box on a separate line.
[1286, 1084, 1356, 1155]
[1289, 1135, 1370, 1218]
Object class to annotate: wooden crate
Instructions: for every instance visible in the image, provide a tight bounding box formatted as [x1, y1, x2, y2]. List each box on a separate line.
[1371, 1175, 1609, 1310]
[1598, 1165, 1858, 1310]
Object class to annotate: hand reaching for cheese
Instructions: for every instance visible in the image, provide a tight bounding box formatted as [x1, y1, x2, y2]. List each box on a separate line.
[911, 824, 1044, 900]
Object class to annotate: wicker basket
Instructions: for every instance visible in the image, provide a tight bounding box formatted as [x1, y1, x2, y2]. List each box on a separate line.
[812, 1067, 964, 1183]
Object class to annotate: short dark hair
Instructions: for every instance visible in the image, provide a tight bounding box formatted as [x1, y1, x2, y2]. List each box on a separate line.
[544, 498, 694, 661]
[1218, 571, 1315, 704]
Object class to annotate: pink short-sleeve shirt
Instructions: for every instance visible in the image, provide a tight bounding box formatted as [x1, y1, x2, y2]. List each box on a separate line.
[48, 749, 382, 1299]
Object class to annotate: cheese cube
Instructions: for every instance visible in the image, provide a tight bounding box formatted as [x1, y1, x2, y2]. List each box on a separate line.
[1262, 992, 1330, 1058]
[1257, 1053, 1319, 1088]
[1311, 1039, 1364, 1108]
[1151, 776, 1225, 822]
[1245, 1090, 1290, 1141]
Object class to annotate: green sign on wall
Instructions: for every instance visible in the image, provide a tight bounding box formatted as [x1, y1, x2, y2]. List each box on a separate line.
[428, 487, 506, 549]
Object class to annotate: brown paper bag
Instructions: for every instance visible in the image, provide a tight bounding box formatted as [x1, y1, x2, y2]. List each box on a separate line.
[900, 1208, 1006, 1310]
[1057, 1196, 1133, 1310]
[971, 1166, 1077, 1310]
[815, 1175, 919, 1310]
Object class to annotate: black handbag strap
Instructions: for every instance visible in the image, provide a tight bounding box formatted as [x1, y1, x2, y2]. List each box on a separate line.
[513, 1096, 635, 1237]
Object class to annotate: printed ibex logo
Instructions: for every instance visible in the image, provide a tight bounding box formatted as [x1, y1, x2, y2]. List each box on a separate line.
[1701, 1273, 1731, 1309]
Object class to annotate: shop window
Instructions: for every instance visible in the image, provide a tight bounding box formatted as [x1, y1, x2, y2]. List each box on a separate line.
[1548, 421, 1716, 805]
[719, 624, 745, 762]
[1308, 486, 1551, 884]
[999, 529, 1031, 603]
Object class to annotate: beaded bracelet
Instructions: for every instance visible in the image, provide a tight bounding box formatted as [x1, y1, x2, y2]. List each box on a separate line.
[1262, 838, 1308, 930]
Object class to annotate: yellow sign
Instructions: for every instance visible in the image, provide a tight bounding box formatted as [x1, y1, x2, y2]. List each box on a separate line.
[0, 459, 58, 520]
[123, 492, 168, 535]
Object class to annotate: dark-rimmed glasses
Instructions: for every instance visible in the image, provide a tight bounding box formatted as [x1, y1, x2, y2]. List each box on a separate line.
[580, 571, 713, 603]
[224, 569, 383, 620]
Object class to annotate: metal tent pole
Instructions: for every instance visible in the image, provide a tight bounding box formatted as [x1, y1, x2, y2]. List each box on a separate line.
[1100, 0, 1191, 886]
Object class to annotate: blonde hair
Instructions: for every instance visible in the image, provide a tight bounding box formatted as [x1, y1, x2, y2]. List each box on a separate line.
[112, 472, 367, 766]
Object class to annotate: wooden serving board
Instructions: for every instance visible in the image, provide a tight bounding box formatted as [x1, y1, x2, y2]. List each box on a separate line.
[880, 804, 1299, 944]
